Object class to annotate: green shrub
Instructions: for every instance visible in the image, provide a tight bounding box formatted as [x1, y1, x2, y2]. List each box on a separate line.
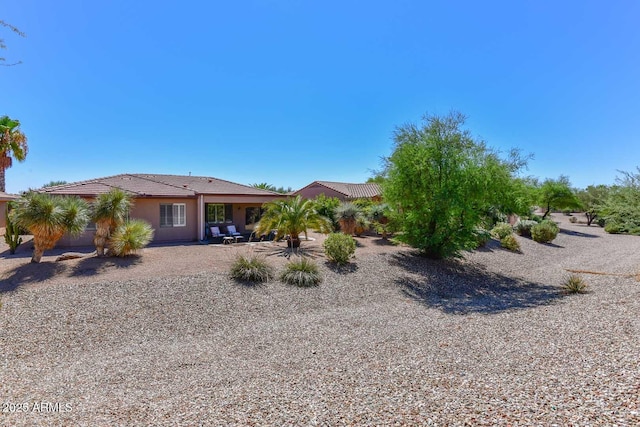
[513, 219, 537, 237]
[230, 254, 274, 283]
[604, 222, 622, 234]
[530, 214, 544, 223]
[569, 216, 578, 223]
[280, 257, 322, 287]
[597, 218, 606, 227]
[4, 205, 22, 254]
[500, 234, 521, 252]
[109, 219, 154, 256]
[531, 220, 559, 243]
[563, 208, 573, 216]
[323, 233, 356, 265]
[491, 222, 514, 240]
[562, 274, 588, 294]
[473, 228, 492, 248]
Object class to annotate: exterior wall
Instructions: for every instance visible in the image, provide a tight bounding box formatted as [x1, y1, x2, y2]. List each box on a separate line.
[0, 200, 7, 230]
[57, 197, 199, 247]
[295, 184, 346, 201]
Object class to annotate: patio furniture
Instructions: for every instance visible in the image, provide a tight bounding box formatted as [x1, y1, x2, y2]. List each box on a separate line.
[222, 236, 234, 244]
[226, 225, 241, 237]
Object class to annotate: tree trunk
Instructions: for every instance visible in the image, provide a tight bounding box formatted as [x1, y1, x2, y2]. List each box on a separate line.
[0, 166, 6, 193]
[31, 247, 45, 263]
[287, 235, 301, 248]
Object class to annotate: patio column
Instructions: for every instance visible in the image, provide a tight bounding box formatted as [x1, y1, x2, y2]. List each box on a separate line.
[197, 194, 204, 240]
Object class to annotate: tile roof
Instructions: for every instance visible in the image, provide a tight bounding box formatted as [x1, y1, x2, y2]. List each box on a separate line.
[0, 191, 19, 201]
[299, 181, 382, 199]
[38, 174, 281, 198]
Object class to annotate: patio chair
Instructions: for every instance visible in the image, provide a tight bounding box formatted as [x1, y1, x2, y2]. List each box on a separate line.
[226, 225, 241, 237]
[210, 226, 225, 237]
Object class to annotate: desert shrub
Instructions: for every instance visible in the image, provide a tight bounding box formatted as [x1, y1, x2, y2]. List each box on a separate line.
[491, 222, 514, 240]
[280, 257, 322, 287]
[500, 234, 521, 252]
[313, 194, 341, 232]
[604, 221, 622, 234]
[4, 203, 22, 254]
[230, 254, 274, 283]
[109, 219, 154, 256]
[323, 233, 356, 265]
[562, 274, 588, 294]
[531, 220, 559, 243]
[530, 214, 544, 223]
[569, 216, 577, 223]
[513, 219, 538, 237]
[597, 218, 606, 227]
[474, 228, 492, 248]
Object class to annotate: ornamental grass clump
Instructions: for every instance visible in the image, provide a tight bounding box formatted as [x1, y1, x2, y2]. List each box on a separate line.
[109, 219, 154, 257]
[531, 220, 559, 243]
[323, 233, 356, 265]
[562, 274, 588, 294]
[491, 222, 514, 240]
[230, 254, 274, 283]
[280, 257, 322, 287]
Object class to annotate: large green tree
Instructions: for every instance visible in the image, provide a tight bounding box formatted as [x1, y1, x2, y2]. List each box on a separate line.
[382, 112, 529, 259]
[599, 168, 640, 234]
[536, 176, 580, 219]
[0, 115, 28, 192]
[254, 195, 332, 248]
[576, 184, 610, 226]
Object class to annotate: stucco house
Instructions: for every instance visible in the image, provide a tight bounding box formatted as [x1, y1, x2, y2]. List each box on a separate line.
[294, 181, 381, 202]
[38, 173, 283, 247]
[0, 191, 19, 231]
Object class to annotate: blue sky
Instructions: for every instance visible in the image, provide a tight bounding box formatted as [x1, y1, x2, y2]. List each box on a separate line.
[2, 0, 639, 194]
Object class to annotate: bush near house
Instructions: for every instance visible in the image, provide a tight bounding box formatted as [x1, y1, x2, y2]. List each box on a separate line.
[323, 233, 356, 265]
[109, 219, 154, 257]
[230, 254, 274, 283]
[280, 257, 322, 286]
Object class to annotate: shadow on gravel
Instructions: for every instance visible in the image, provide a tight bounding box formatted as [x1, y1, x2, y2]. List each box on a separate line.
[325, 262, 359, 274]
[252, 244, 324, 260]
[559, 228, 600, 238]
[0, 255, 142, 293]
[0, 262, 68, 293]
[69, 255, 142, 277]
[390, 252, 564, 314]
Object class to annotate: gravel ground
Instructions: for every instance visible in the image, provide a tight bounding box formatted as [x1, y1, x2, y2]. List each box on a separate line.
[1, 214, 639, 425]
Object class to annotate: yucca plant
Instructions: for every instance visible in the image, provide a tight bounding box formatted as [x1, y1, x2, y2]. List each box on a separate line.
[254, 196, 332, 248]
[109, 219, 154, 257]
[12, 193, 90, 263]
[230, 254, 274, 283]
[92, 188, 132, 256]
[562, 274, 588, 294]
[280, 257, 322, 286]
[335, 202, 360, 235]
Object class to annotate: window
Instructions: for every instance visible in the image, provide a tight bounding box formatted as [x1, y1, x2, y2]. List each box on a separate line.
[206, 203, 233, 223]
[85, 222, 97, 231]
[160, 203, 186, 227]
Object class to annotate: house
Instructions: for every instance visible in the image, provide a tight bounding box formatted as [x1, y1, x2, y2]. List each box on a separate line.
[294, 181, 382, 202]
[0, 191, 19, 231]
[38, 173, 283, 246]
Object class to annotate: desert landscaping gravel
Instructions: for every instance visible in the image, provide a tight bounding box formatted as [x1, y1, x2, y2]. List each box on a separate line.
[1, 214, 639, 425]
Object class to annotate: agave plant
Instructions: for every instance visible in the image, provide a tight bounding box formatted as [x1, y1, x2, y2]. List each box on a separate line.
[254, 195, 332, 248]
[92, 189, 132, 256]
[12, 193, 90, 263]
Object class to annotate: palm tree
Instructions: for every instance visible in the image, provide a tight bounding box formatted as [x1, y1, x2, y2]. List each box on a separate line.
[254, 195, 332, 248]
[0, 115, 28, 192]
[335, 202, 360, 235]
[12, 193, 90, 263]
[92, 189, 132, 256]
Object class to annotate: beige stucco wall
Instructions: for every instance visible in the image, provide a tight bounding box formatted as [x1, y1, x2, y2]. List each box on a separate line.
[0, 200, 7, 230]
[57, 197, 199, 247]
